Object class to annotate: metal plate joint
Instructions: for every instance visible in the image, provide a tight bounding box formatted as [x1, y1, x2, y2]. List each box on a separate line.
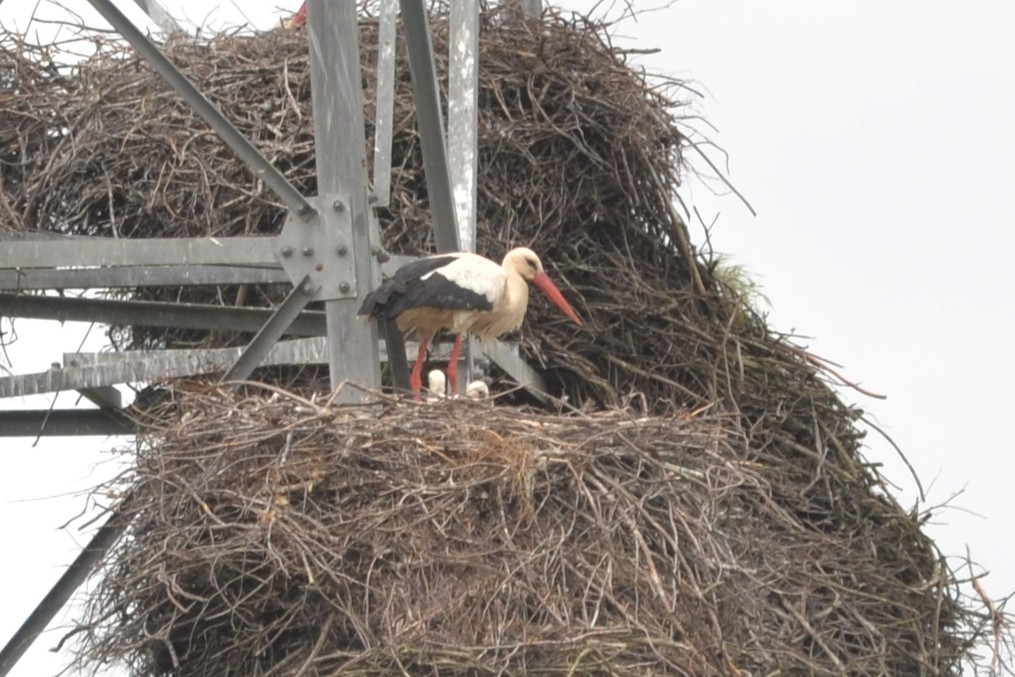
[277, 195, 357, 300]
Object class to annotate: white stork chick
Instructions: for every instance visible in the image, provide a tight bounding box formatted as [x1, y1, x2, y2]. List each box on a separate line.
[465, 380, 490, 400]
[359, 247, 582, 395]
[427, 369, 448, 399]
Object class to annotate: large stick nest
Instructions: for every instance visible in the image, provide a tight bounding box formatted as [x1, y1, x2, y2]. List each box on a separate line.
[76, 383, 980, 676]
[2, 4, 1009, 675]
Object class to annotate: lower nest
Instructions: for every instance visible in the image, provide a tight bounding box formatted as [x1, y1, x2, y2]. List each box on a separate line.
[73, 384, 971, 676]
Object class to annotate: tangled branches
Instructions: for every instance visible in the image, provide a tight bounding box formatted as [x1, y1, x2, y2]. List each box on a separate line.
[3, 6, 1009, 674]
[74, 383, 983, 676]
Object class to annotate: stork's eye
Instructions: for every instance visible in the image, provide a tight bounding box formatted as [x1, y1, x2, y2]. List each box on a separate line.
[526, 257, 538, 270]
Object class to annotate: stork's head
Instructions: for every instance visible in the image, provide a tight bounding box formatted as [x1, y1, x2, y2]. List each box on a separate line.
[503, 247, 582, 326]
[502, 247, 545, 281]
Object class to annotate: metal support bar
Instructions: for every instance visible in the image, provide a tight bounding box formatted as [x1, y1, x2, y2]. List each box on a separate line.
[0, 264, 288, 291]
[399, 0, 461, 254]
[0, 409, 134, 437]
[482, 340, 549, 404]
[306, 0, 382, 397]
[0, 236, 278, 270]
[448, 0, 481, 386]
[83, 0, 315, 218]
[448, 0, 480, 253]
[0, 294, 326, 337]
[222, 277, 320, 382]
[0, 335, 535, 407]
[0, 500, 132, 676]
[501, 0, 542, 20]
[0, 251, 415, 292]
[382, 319, 411, 392]
[370, 0, 398, 208]
[128, 0, 184, 34]
[0, 338, 327, 399]
[78, 386, 123, 409]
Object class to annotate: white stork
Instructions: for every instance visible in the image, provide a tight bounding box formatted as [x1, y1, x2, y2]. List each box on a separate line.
[359, 247, 582, 395]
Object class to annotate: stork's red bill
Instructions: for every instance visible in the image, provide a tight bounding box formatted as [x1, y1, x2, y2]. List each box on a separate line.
[359, 247, 582, 394]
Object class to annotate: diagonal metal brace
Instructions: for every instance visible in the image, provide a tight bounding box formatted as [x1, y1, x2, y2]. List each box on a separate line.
[223, 276, 321, 382]
[84, 0, 315, 219]
[399, 0, 461, 254]
[0, 500, 133, 677]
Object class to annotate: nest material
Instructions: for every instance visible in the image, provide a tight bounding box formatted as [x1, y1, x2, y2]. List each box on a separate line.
[0, 6, 701, 409]
[3, 6, 1009, 675]
[75, 383, 975, 676]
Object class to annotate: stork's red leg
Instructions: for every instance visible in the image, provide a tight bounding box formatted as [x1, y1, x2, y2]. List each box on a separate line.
[410, 335, 429, 395]
[447, 334, 463, 395]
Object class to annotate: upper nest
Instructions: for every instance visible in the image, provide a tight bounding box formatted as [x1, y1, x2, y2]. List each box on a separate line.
[74, 383, 979, 676]
[0, 5, 707, 410]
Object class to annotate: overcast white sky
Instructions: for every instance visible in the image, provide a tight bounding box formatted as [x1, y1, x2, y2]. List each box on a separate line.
[1, 1, 1012, 675]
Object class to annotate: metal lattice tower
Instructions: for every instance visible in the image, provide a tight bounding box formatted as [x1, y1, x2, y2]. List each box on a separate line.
[0, 0, 543, 672]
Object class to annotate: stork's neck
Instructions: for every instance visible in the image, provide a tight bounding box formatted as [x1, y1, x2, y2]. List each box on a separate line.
[504, 268, 530, 313]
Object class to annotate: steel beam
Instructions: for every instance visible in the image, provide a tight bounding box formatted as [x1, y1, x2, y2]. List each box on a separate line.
[0, 498, 132, 676]
[502, 0, 542, 20]
[481, 340, 549, 403]
[370, 0, 398, 208]
[399, 0, 461, 254]
[448, 0, 480, 253]
[128, 0, 184, 34]
[83, 0, 315, 219]
[306, 0, 382, 397]
[0, 294, 326, 336]
[447, 0, 482, 389]
[382, 319, 411, 391]
[0, 338, 329, 400]
[0, 409, 134, 437]
[78, 386, 123, 409]
[0, 336, 538, 406]
[0, 264, 288, 291]
[0, 252, 415, 292]
[0, 236, 278, 270]
[223, 277, 320, 382]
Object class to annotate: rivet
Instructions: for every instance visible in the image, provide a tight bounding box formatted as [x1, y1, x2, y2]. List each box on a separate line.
[280, 245, 293, 257]
[302, 247, 314, 257]
[315, 263, 324, 271]
[336, 245, 348, 256]
[332, 199, 345, 212]
[339, 282, 351, 293]
[301, 281, 315, 294]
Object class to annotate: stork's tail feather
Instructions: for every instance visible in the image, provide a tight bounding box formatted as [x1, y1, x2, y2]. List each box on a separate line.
[358, 278, 404, 320]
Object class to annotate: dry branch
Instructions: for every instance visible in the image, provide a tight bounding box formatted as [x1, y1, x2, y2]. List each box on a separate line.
[72, 383, 986, 676]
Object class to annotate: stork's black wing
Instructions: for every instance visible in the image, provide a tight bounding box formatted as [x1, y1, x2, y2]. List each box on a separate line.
[358, 255, 493, 320]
